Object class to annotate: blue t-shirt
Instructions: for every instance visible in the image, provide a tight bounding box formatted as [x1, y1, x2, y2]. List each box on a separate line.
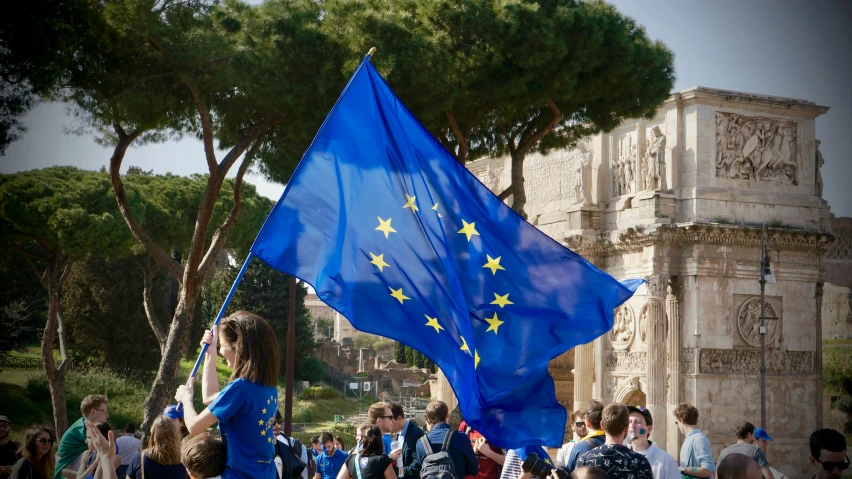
[209, 378, 279, 479]
[382, 434, 393, 455]
[125, 451, 188, 479]
[316, 449, 349, 479]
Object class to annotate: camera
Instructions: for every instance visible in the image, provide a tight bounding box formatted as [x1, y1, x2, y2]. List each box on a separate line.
[521, 453, 569, 479]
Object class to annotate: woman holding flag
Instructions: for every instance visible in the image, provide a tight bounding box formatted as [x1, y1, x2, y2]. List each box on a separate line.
[175, 311, 281, 479]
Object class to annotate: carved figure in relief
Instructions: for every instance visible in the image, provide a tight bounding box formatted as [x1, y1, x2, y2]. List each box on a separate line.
[485, 165, 503, 192]
[612, 161, 621, 197]
[609, 305, 635, 349]
[618, 161, 626, 197]
[737, 297, 780, 348]
[815, 139, 825, 198]
[715, 112, 798, 184]
[574, 149, 589, 204]
[643, 126, 666, 191]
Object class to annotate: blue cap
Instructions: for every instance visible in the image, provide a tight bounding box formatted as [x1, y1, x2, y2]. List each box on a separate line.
[754, 428, 773, 441]
[163, 405, 184, 420]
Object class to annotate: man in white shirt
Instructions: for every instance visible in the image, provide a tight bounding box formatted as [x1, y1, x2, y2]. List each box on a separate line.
[556, 410, 587, 468]
[627, 406, 680, 479]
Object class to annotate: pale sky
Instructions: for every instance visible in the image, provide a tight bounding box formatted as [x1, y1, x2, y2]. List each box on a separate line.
[2, 0, 850, 216]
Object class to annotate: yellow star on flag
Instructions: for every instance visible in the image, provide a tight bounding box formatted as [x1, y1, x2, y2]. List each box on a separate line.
[482, 255, 505, 275]
[485, 312, 504, 334]
[432, 203, 443, 218]
[474, 350, 481, 369]
[389, 287, 410, 304]
[403, 194, 419, 212]
[260, 429, 267, 436]
[370, 252, 390, 272]
[258, 419, 264, 425]
[458, 220, 479, 242]
[490, 293, 513, 308]
[268, 437, 272, 443]
[425, 315, 444, 333]
[460, 336, 471, 354]
[262, 408, 267, 415]
[376, 217, 397, 238]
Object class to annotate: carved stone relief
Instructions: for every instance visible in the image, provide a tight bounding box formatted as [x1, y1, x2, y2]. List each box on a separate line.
[604, 375, 642, 402]
[609, 304, 635, 350]
[612, 131, 637, 197]
[681, 348, 696, 374]
[638, 306, 648, 343]
[698, 349, 814, 376]
[737, 297, 780, 348]
[524, 144, 591, 209]
[642, 126, 666, 191]
[605, 351, 647, 372]
[715, 112, 798, 184]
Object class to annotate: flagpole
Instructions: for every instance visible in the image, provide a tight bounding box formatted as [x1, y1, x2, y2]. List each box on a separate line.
[186, 251, 255, 384]
[284, 275, 296, 436]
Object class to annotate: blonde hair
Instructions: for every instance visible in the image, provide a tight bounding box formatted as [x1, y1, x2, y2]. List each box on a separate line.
[144, 416, 182, 465]
[20, 425, 56, 478]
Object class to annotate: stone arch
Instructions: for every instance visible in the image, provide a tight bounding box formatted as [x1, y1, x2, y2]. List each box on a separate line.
[613, 376, 647, 406]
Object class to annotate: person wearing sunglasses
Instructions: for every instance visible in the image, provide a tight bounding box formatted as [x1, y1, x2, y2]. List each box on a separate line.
[808, 429, 848, 479]
[55, 395, 119, 479]
[10, 425, 55, 479]
[555, 411, 587, 469]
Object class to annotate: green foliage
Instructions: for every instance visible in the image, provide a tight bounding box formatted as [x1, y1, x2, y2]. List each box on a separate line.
[325, 0, 675, 215]
[60, 255, 169, 375]
[0, 0, 98, 154]
[0, 167, 138, 261]
[835, 396, 852, 415]
[300, 356, 326, 384]
[301, 386, 341, 400]
[0, 249, 46, 352]
[394, 341, 406, 363]
[0, 367, 151, 434]
[202, 252, 319, 381]
[353, 333, 391, 353]
[122, 173, 274, 255]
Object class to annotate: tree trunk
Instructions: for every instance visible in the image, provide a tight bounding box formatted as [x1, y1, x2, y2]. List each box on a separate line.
[139, 289, 198, 440]
[509, 150, 528, 219]
[42, 269, 70, 436]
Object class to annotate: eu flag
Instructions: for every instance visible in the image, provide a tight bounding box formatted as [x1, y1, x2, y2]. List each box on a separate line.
[251, 56, 640, 448]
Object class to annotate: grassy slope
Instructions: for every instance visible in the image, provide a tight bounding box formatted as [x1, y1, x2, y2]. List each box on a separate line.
[1, 350, 371, 445]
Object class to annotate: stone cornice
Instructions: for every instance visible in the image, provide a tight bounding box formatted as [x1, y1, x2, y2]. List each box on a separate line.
[672, 87, 829, 119]
[565, 223, 835, 256]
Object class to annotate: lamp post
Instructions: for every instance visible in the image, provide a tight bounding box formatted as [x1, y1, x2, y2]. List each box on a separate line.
[759, 223, 776, 429]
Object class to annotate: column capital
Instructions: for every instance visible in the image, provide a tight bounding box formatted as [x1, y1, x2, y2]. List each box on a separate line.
[645, 274, 668, 298]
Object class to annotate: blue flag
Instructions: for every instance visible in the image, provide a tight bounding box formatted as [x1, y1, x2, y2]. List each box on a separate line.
[251, 57, 640, 448]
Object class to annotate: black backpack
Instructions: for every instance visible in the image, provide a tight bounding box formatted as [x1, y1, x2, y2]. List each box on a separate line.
[419, 430, 458, 479]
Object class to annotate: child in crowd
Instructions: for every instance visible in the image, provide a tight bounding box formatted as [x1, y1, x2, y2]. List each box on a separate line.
[181, 433, 226, 479]
[175, 311, 281, 479]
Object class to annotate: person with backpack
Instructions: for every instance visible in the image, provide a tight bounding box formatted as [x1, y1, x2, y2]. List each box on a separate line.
[335, 426, 395, 479]
[274, 419, 315, 479]
[414, 401, 477, 479]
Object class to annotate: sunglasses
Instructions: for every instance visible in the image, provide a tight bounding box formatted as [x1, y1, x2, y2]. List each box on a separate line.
[574, 422, 585, 427]
[816, 455, 850, 472]
[37, 438, 54, 445]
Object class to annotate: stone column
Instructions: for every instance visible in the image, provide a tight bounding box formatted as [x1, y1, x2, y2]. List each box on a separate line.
[435, 369, 458, 410]
[815, 282, 824, 428]
[574, 341, 595, 412]
[645, 275, 668, 451]
[593, 336, 605, 400]
[666, 277, 683, 457]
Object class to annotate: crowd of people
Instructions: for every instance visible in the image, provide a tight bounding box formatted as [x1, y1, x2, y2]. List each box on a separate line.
[0, 310, 848, 479]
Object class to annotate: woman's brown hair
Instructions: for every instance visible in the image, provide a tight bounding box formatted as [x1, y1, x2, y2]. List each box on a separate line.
[19, 425, 55, 477]
[219, 310, 280, 386]
[361, 426, 384, 456]
[144, 416, 182, 465]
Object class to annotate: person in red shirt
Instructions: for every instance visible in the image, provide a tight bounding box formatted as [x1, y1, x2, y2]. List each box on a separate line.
[458, 421, 504, 479]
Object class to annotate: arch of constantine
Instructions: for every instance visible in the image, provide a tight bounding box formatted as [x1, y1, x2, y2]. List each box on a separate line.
[461, 87, 835, 477]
